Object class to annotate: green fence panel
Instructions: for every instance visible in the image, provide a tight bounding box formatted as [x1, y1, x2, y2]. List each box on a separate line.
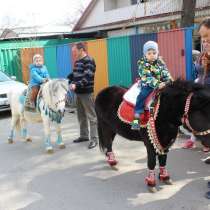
[0, 38, 90, 50]
[44, 46, 57, 78]
[1, 49, 23, 81]
[107, 36, 132, 87]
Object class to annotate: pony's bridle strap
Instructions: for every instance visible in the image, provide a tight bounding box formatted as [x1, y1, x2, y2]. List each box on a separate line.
[182, 93, 210, 136]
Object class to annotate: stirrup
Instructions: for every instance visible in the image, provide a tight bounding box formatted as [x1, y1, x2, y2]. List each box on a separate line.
[131, 120, 140, 130]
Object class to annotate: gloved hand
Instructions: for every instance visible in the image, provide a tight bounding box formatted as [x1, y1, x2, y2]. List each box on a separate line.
[158, 82, 166, 90]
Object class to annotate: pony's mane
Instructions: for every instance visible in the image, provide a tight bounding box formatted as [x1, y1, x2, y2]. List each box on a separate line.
[41, 79, 68, 107]
[164, 79, 204, 96]
[162, 79, 210, 110]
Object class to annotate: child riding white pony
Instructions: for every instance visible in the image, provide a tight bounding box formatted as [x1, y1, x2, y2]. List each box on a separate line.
[8, 79, 69, 153]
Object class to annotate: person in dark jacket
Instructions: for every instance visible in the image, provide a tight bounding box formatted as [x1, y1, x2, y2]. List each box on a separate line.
[67, 42, 98, 149]
[198, 18, 210, 199]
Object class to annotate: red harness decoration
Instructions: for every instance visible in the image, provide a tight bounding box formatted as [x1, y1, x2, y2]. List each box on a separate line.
[146, 96, 166, 154]
[182, 93, 210, 136]
[181, 93, 195, 132]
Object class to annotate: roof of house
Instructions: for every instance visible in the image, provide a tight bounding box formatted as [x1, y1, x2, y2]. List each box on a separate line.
[73, 0, 98, 31]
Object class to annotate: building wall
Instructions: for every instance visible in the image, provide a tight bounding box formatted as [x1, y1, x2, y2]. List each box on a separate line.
[78, 0, 210, 35]
[117, 0, 131, 8]
[107, 28, 136, 37]
[80, 0, 181, 29]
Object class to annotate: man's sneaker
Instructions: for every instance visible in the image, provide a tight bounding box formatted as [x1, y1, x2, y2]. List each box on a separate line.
[88, 141, 97, 149]
[182, 139, 195, 149]
[73, 137, 89, 143]
[205, 191, 210, 199]
[204, 157, 210, 164]
[207, 181, 210, 188]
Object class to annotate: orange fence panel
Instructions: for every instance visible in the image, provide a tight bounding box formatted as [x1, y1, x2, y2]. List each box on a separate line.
[87, 39, 109, 96]
[20, 48, 44, 84]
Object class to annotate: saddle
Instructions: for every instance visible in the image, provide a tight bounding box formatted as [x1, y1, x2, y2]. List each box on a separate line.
[20, 86, 42, 113]
[118, 82, 156, 127]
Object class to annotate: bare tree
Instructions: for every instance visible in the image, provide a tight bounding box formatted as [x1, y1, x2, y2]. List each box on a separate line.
[0, 15, 25, 39]
[63, 3, 86, 29]
[181, 0, 196, 28]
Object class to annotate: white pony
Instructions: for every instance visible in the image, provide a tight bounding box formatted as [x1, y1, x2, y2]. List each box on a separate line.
[8, 79, 69, 153]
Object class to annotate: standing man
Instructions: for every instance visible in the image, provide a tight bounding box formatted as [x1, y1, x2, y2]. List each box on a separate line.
[68, 42, 98, 149]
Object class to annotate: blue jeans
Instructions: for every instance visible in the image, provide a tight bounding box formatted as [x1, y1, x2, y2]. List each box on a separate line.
[134, 86, 154, 117]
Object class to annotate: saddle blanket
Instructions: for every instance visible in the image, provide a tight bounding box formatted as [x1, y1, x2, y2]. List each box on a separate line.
[117, 100, 150, 127]
[118, 82, 155, 127]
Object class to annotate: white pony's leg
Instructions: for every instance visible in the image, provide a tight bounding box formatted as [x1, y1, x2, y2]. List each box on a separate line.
[55, 123, 65, 149]
[42, 115, 53, 153]
[8, 115, 19, 144]
[20, 117, 31, 142]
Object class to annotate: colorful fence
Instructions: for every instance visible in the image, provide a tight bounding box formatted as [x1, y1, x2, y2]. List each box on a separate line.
[0, 27, 194, 95]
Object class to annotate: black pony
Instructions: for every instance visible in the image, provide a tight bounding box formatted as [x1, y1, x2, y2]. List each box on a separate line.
[95, 80, 210, 192]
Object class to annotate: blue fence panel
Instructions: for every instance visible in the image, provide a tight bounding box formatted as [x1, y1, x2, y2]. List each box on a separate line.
[56, 44, 72, 78]
[185, 28, 193, 80]
[129, 33, 157, 82]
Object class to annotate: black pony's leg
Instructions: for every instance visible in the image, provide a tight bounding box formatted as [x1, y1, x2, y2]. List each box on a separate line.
[158, 154, 167, 167]
[145, 141, 157, 170]
[145, 142, 157, 187]
[158, 153, 171, 182]
[98, 119, 117, 166]
[98, 119, 116, 152]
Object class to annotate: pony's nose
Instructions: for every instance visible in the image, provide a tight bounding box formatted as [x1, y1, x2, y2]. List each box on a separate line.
[58, 109, 65, 116]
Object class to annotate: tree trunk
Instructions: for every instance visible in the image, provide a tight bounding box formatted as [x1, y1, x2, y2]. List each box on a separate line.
[181, 0, 196, 28]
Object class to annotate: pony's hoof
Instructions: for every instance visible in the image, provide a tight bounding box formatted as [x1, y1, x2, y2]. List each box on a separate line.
[106, 152, 118, 166]
[59, 144, 66, 149]
[26, 137, 32, 142]
[162, 179, 173, 185]
[148, 186, 157, 193]
[107, 160, 118, 166]
[46, 147, 54, 154]
[8, 138, 13, 144]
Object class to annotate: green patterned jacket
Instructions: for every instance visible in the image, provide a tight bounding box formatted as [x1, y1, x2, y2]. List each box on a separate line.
[138, 57, 172, 89]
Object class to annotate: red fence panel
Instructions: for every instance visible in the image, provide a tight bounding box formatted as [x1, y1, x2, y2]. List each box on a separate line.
[158, 29, 186, 79]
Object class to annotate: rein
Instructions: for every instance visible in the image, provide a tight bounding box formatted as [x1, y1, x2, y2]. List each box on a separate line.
[182, 93, 210, 136]
[37, 83, 66, 124]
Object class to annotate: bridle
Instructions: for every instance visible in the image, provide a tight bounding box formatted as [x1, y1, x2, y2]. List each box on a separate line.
[54, 98, 66, 108]
[182, 93, 210, 136]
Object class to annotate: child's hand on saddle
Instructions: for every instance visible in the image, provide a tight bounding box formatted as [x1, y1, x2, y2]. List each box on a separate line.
[158, 82, 166, 90]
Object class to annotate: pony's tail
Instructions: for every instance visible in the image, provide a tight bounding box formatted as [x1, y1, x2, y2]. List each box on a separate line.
[14, 117, 21, 131]
[9, 90, 22, 131]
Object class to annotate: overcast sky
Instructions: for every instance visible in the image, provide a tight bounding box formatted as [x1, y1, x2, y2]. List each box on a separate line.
[0, 0, 91, 29]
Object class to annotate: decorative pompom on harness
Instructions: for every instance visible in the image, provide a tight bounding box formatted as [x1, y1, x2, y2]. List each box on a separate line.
[146, 94, 166, 154]
[182, 93, 210, 136]
[37, 92, 65, 124]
